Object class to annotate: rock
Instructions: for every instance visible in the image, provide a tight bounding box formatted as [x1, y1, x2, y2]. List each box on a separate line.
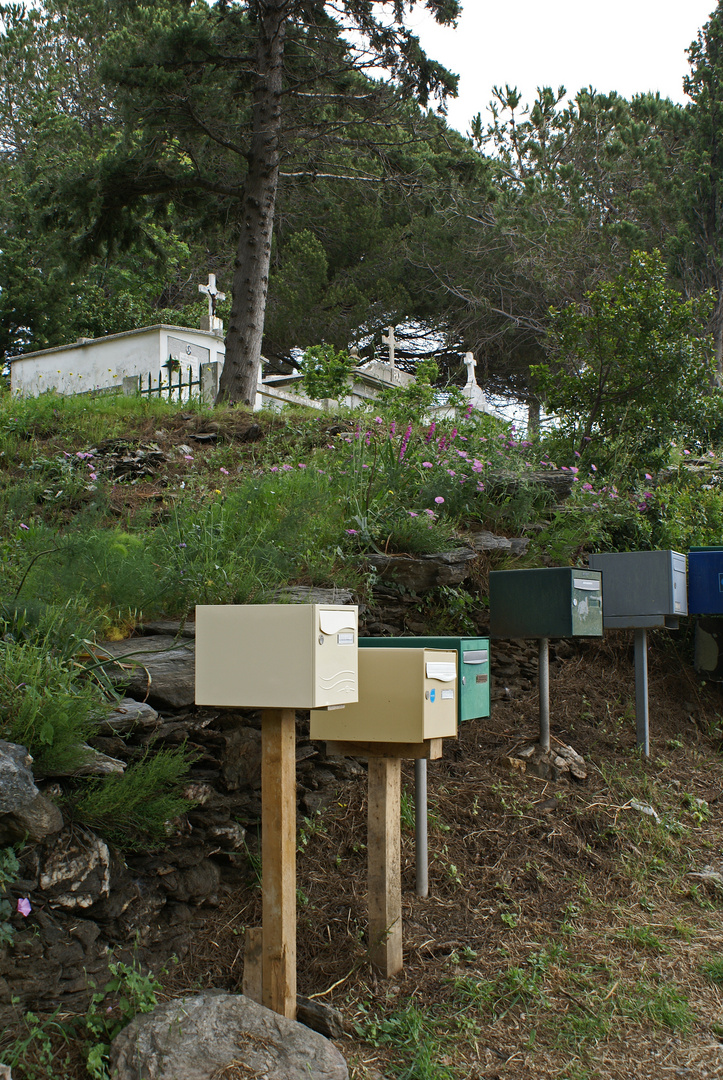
[517, 743, 587, 782]
[365, 548, 477, 591]
[296, 995, 345, 1039]
[51, 746, 126, 777]
[0, 741, 37, 813]
[468, 529, 530, 555]
[93, 636, 196, 709]
[0, 792, 64, 844]
[37, 828, 110, 910]
[485, 469, 576, 500]
[137, 621, 196, 639]
[99, 698, 161, 735]
[273, 586, 355, 605]
[110, 991, 349, 1080]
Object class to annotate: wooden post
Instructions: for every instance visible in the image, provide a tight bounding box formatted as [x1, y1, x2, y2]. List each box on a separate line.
[367, 756, 402, 976]
[261, 708, 296, 1018]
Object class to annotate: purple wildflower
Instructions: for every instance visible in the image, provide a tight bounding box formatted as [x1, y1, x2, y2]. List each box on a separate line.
[17, 898, 31, 917]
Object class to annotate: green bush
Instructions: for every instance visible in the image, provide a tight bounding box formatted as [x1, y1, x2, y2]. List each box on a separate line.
[0, 635, 111, 774]
[72, 746, 192, 849]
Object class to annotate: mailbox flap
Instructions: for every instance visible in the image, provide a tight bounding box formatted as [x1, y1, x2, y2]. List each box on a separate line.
[426, 661, 456, 682]
[573, 578, 600, 591]
[319, 609, 356, 636]
[463, 650, 488, 665]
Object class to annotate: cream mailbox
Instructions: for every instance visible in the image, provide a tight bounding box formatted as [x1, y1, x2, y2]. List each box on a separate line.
[310, 648, 457, 744]
[195, 603, 358, 709]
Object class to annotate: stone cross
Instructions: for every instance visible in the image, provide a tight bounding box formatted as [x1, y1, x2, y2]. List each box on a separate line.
[198, 273, 226, 320]
[463, 351, 476, 387]
[382, 326, 396, 369]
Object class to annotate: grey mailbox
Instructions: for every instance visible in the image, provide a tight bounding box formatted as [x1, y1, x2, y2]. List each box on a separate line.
[587, 550, 686, 758]
[587, 550, 687, 628]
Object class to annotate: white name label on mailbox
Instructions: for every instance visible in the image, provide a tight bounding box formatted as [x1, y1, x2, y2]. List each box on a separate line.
[441, 689, 454, 699]
[337, 632, 355, 645]
[426, 662, 456, 682]
[573, 579, 600, 591]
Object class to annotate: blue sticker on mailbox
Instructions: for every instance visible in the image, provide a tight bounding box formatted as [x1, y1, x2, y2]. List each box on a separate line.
[719, 573, 723, 593]
[429, 689, 436, 703]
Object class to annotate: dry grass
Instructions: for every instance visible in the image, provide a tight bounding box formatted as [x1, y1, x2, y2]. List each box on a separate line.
[162, 633, 723, 1079]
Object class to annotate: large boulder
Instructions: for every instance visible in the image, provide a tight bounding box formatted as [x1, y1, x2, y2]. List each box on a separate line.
[110, 991, 349, 1080]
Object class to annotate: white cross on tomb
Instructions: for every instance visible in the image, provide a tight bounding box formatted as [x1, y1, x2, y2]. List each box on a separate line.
[198, 273, 226, 320]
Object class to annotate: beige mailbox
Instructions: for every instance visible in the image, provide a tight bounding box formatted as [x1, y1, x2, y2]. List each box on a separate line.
[310, 647, 457, 744]
[195, 604, 358, 709]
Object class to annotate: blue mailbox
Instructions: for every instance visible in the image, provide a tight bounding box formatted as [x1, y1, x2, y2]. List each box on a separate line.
[688, 547, 723, 615]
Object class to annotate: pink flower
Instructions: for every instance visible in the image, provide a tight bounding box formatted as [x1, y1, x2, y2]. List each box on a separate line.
[590, 464, 597, 472]
[408, 511, 419, 517]
[269, 466, 279, 472]
[582, 483, 593, 491]
[184, 454, 194, 461]
[434, 496, 445, 504]
[472, 459, 483, 473]
[19, 523, 29, 530]
[17, 898, 31, 917]
[574, 450, 581, 458]
[645, 473, 653, 480]
[422, 461, 433, 469]
[298, 463, 306, 469]
[373, 416, 383, 424]
[220, 467, 229, 475]
[88, 472, 98, 481]
[684, 449, 691, 455]
[345, 529, 358, 535]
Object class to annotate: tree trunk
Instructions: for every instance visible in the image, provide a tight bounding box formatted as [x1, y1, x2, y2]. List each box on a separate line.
[527, 396, 541, 439]
[714, 282, 723, 388]
[218, 3, 286, 405]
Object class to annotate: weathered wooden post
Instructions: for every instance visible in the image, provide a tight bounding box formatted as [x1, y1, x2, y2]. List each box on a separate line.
[195, 603, 359, 1017]
[311, 647, 457, 978]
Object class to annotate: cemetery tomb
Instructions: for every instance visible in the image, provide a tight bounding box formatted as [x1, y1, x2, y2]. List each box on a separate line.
[310, 648, 458, 744]
[489, 568, 603, 640]
[359, 636, 490, 722]
[195, 604, 358, 709]
[688, 547, 723, 615]
[588, 550, 687, 627]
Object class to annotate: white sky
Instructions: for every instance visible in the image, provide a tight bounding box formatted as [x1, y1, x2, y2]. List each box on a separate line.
[409, 0, 719, 136]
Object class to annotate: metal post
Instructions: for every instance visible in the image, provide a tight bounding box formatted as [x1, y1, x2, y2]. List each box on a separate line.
[538, 636, 550, 752]
[414, 757, 428, 898]
[634, 627, 650, 757]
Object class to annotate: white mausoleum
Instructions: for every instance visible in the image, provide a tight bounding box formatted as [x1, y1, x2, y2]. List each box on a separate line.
[9, 324, 225, 398]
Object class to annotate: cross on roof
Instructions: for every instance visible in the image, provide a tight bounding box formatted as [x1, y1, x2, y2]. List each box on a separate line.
[382, 325, 396, 368]
[198, 273, 226, 320]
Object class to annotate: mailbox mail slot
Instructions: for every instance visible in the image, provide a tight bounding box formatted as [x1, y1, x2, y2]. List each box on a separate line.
[310, 648, 457, 743]
[490, 568, 603, 639]
[195, 603, 358, 709]
[688, 547, 723, 614]
[359, 636, 490, 721]
[588, 550, 687, 628]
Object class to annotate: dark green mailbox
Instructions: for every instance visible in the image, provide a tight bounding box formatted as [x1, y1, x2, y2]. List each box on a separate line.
[359, 636, 490, 722]
[489, 568, 603, 639]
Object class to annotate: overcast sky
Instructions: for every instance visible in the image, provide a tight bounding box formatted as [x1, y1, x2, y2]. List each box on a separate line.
[409, 1, 719, 136]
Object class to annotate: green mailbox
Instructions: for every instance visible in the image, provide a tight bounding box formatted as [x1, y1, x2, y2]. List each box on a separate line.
[359, 636, 490, 722]
[489, 568, 603, 640]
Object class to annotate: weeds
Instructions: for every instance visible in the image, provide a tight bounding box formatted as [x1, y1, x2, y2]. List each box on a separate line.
[71, 746, 192, 849]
